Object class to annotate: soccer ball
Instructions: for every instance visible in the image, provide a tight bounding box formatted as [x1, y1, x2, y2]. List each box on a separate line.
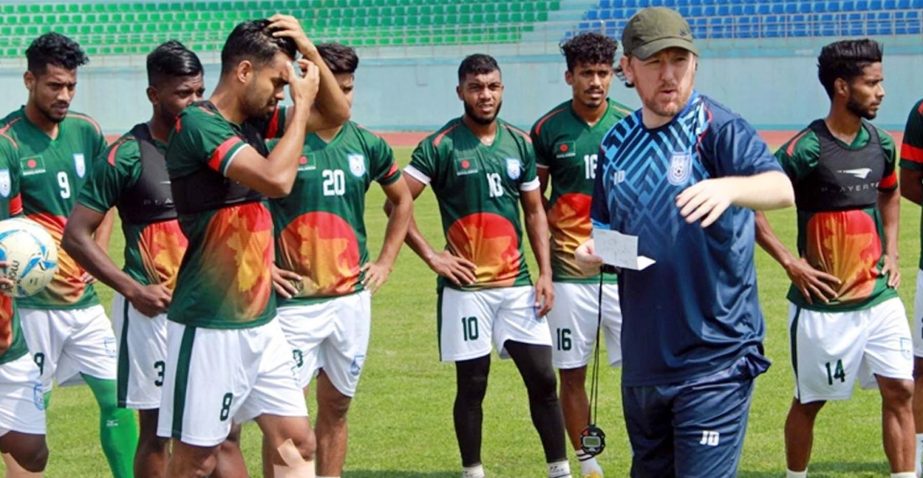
[0, 218, 58, 298]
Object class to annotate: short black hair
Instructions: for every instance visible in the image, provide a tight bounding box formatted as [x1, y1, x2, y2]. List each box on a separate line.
[316, 42, 359, 75]
[220, 19, 297, 76]
[560, 32, 618, 71]
[458, 54, 500, 83]
[817, 39, 883, 99]
[26, 32, 88, 75]
[147, 40, 203, 87]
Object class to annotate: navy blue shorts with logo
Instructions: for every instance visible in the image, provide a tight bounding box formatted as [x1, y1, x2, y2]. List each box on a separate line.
[622, 353, 770, 478]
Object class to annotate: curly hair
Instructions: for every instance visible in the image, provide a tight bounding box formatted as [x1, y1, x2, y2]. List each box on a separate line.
[26, 32, 88, 75]
[560, 32, 618, 71]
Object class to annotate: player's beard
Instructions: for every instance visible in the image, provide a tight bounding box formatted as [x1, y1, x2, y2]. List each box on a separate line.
[846, 95, 877, 120]
[464, 99, 502, 125]
[38, 101, 68, 124]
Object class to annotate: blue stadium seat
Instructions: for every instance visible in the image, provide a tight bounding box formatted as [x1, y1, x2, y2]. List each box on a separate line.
[869, 0, 883, 9]
[599, 0, 612, 9]
[757, 3, 770, 14]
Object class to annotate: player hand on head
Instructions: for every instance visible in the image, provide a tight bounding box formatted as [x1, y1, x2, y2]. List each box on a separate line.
[784, 257, 841, 304]
[271, 264, 302, 300]
[268, 14, 318, 58]
[360, 260, 392, 295]
[0, 260, 12, 292]
[287, 59, 320, 110]
[880, 253, 901, 289]
[125, 283, 172, 317]
[675, 177, 739, 227]
[533, 273, 554, 317]
[426, 250, 477, 287]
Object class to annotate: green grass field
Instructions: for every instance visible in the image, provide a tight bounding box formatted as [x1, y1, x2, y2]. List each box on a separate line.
[14, 146, 923, 476]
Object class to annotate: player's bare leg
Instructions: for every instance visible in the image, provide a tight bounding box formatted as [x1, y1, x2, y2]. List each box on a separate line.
[784, 399, 825, 472]
[214, 423, 246, 478]
[0, 433, 47, 477]
[913, 357, 923, 475]
[166, 442, 219, 478]
[559, 367, 603, 477]
[877, 375, 915, 473]
[257, 414, 315, 478]
[314, 370, 351, 477]
[136, 409, 168, 477]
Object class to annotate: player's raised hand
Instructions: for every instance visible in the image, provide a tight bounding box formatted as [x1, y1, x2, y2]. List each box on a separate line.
[271, 264, 302, 300]
[361, 261, 391, 295]
[427, 250, 477, 287]
[268, 14, 318, 58]
[126, 283, 172, 317]
[286, 59, 320, 109]
[881, 253, 901, 289]
[785, 258, 841, 304]
[534, 273, 554, 317]
[675, 178, 737, 227]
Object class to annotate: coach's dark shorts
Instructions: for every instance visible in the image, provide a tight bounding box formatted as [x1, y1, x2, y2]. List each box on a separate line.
[622, 353, 770, 478]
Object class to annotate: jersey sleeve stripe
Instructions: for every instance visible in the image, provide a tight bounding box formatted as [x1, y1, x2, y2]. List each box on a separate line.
[433, 123, 461, 147]
[879, 169, 897, 190]
[533, 107, 566, 136]
[403, 164, 431, 184]
[536, 163, 550, 169]
[785, 129, 811, 156]
[381, 162, 400, 181]
[67, 112, 103, 135]
[504, 124, 532, 143]
[9, 195, 21, 216]
[208, 137, 244, 173]
[901, 142, 923, 164]
[106, 138, 131, 166]
[520, 178, 540, 191]
[221, 143, 250, 177]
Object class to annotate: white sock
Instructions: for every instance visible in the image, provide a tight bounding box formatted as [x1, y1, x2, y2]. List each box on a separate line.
[547, 460, 571, 478]
[916, 433, 923, 477]
[786, 470, 807, 478]
[892, 473, 916, 478]
[462, 464, 485, 478]
[576, 450, 603, 476]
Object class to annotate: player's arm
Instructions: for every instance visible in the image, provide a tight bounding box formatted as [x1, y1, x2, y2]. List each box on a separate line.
[900, 102, 923, 205]
[755, 211, 840, 303]
[879, 145, 901, 288]
[385, 175, 476, 286]
[363, 178, 412, 293]
[63, 206, 171, 316]
[224, 61, 319, 198]
[536, 166, 550, 210]
[268, 14, 350, 133]
[521, 187, 554, 316]
[900, 169, 923, 205]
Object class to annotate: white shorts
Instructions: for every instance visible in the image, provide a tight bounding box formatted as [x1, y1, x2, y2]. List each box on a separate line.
[546, 282, 622, 369]
[0, 353, 45, 437]
[156, 319, 308, 447]
[912, 270, 923, 357]
[277, 291, 371, 396]
[789, 298, 913, 403]
[438, 286, 552, 362]
[112, 293, 167, 410]
[20, 305, 118, 391]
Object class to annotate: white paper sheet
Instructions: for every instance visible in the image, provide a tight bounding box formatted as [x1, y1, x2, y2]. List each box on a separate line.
[591, 228, 656, 271]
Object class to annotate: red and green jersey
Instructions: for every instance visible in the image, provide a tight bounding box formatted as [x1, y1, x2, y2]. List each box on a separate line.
[0, 108, 106, 310]
[777, 120, 898, 312]
[270, 122, 401, 304]
[531, 99, 631, 283]
[78, 124, 188, 291]
[406, 117, 537, 291]
[165, 102, 283, 329]
[0, 134, 27, 364]
[900, 98, 923, 270]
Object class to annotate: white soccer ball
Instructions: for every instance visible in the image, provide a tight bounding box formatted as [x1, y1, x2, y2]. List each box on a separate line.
[0, 218, 58, 298]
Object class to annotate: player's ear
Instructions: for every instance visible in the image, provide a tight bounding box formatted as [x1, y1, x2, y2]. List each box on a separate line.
[564, 69, 574, 86]
[146, 85, 158, 106]
[237, 60, 254, 84]
[23, 71, 35, 92]
[619, 56, 634, 84]
[833, 77, 848, 99]
[456, 84, 463, 101]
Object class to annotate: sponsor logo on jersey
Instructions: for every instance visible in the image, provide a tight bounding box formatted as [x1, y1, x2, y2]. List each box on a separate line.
[0, 169, 9, 198]
[455, 156, 479, 175]
[297, 155, 316, 172]
[20, 156, 45, 176]
[348, 154, 366, 177]
[837, 167, 872, 179]
[74, 153, 86, 178]
[505, 158, 522, 180]
[554, 141, 576, 159]
[668, 152, 692, 185]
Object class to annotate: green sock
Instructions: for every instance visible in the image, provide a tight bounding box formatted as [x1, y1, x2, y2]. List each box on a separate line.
[83, 374, 138, 478]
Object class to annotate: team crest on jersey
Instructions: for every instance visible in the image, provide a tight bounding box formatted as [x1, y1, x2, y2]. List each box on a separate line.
[0, 169, 9, 198]
[554, 141, 576, 159]
[668, 152, 692, 185]
[73, 154, 86, 178]
[348, 154, 366, 177]
[505, 158, 521, 180]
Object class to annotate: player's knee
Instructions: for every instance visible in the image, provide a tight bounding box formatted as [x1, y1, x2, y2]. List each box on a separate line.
[12, 441, 49, 473]
[457, 372, 489, 402]
[319, 393, 352, 421]
[558, 369, 587, 393]
[138, 433, 168, 455]
[524, 362, 558, 398]
[880, 378, 914, 406]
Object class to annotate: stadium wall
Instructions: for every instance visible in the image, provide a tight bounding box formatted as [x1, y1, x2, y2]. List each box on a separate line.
[0, 51, 919, 135]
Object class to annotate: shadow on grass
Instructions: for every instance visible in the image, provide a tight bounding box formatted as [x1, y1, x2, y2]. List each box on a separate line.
[347, 471, 457, 478]
[741, 460, 888, 477]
